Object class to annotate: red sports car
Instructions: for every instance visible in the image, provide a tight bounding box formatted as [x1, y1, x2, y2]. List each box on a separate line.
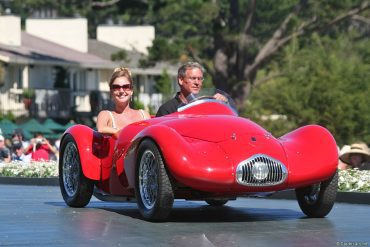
[59, 92, 338, 221]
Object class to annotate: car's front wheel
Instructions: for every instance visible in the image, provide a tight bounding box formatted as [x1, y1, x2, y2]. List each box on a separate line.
[135, 139, 174, 221]
[59, 134, 93, 207]
[295, 170, 338, 217]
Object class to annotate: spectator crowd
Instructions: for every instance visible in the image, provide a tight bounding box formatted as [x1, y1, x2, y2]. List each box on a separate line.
[0, 130, 60, 164]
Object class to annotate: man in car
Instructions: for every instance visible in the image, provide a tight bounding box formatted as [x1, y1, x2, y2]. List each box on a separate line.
[156, 61, 226, 117]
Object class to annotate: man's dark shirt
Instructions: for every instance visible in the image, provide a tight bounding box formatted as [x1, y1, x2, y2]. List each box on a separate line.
[0, 147, 10, 161]
[156, 92, 183, 117]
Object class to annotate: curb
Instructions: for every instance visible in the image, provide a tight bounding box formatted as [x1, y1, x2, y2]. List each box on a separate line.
[0, 176, 59, 186]
[0, 177, 369, 205]
[268, 190, 370, 205]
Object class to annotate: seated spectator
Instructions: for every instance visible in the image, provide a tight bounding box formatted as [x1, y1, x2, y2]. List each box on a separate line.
[339, 142, 370, 170]
[25, 133, 58, 162]
[53, 138, 61, 161]
[11, 129, 30, 150]
[54, 138, 61, 151]
[0, 134, 11, 163]
[11, 142, 30, 163]
[338, 145, 350, 170]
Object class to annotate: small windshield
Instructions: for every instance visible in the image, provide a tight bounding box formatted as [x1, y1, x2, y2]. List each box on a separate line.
[178, 89, 238, 115]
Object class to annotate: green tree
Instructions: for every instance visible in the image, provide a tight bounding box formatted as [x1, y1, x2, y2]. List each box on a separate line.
[154, 69, 172, 95]
[246, 35, 370, 145]
[110, 50, 128, 62]
[143, 0, 370, 110]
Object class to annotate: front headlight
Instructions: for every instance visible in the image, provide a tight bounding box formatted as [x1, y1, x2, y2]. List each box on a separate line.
[251, 161, 269, 180]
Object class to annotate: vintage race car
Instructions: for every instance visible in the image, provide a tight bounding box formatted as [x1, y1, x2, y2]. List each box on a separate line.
[59, 92, 338, 221]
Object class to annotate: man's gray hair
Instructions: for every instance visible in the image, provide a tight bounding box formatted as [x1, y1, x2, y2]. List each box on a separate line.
[178, 61, 204, 79]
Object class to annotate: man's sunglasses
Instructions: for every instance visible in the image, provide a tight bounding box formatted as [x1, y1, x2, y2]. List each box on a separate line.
[110, 84, 132, 91]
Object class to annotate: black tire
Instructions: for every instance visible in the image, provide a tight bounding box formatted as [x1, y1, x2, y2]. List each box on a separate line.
[295, 170, 338, 217]
[205, 199, 228, 206]
[59, 134, 94, 207]
[135, 139, 174, 221]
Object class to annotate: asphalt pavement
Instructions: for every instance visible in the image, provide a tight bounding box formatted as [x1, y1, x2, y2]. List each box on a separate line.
[0, 184, 369, 247]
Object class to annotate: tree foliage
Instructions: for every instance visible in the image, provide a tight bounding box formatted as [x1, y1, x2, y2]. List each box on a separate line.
[110, 50, 128, 62]
[143, 0, 370, 110]
[246, 35, 370, 145]
[154, 69, 172, 96]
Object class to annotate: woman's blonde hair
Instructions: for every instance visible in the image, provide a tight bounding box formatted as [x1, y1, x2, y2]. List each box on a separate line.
[109, 67, 133, 88]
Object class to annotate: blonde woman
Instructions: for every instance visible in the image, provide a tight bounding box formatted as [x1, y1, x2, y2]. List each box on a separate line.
[96, 67, 150, 137]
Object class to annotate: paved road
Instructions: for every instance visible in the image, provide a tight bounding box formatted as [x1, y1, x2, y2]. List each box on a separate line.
[0, 185, 369, 247]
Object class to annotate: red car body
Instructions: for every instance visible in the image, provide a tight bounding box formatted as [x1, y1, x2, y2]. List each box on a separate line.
[59, 98, 338, 221]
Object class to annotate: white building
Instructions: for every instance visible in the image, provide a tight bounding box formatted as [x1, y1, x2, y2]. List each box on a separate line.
[97, 25, 155, 55]
[0, 15, 177, 122]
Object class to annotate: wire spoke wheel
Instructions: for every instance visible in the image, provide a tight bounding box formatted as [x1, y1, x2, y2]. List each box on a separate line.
[59, 134, 93, 207]
[138, 150, 159, 209]
[63, 142, 80, 197]
[135, 139, 174, 221]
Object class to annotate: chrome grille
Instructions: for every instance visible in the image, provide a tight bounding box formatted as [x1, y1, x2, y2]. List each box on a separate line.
[236, 154, 288, 186]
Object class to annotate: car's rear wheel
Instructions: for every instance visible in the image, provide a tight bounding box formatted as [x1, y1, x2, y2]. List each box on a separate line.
[295, 170, 338, 217]
[205, 199, 228, 206]
[59, 134, 93, 207]
[135, 139, 174, 221]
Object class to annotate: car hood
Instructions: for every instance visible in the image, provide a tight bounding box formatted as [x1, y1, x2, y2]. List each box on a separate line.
[158, 114, 269, 142]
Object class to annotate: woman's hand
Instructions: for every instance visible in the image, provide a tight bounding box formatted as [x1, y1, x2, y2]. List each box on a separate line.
[112, 129, 120, 139]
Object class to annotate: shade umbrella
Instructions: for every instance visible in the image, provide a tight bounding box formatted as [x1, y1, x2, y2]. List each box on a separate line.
[43, 118, 66, 132]
[63, 121, 76, 130]
[0, 119, 33, 139]
[20, 118, 53, 135]
[12, 127, 33, 140]
[44, 132, 63, 140]
[0, 119, 18, 138]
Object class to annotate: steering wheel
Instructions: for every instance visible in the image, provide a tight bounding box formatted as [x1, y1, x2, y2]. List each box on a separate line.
[194, 96, 216, 100]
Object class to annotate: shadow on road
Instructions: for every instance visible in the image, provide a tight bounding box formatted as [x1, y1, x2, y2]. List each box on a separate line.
[46, 200, 306, 223]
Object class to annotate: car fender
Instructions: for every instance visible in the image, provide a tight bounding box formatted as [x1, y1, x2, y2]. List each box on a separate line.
[279, 125, 338, 187]
[61, 125, 108, 180]
[124, 124, 233, 190]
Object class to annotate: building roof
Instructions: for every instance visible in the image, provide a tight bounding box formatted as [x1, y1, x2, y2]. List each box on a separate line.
[0, 31, 178, 75]
[0, 32, 115, 69]
[88, 39, 178, 76]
